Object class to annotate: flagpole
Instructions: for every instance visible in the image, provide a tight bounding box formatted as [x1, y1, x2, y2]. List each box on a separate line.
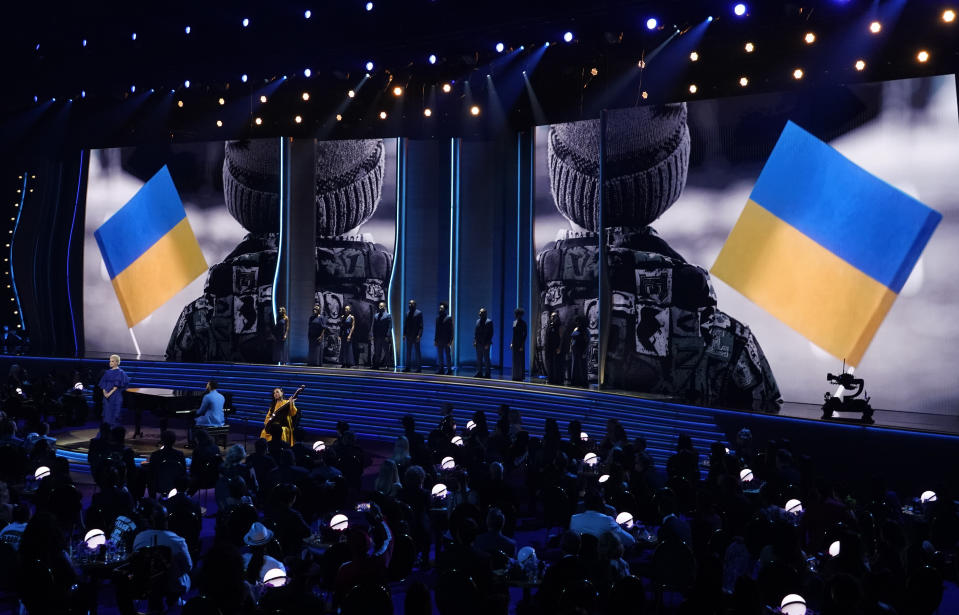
[128, 328, 142, 358]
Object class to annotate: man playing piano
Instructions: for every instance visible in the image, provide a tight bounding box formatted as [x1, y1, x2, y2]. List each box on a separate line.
[196, 381, 225, 428]
[260, 387, 301, 446]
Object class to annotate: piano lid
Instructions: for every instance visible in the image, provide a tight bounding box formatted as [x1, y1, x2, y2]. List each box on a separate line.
[125, 388, 204, 397]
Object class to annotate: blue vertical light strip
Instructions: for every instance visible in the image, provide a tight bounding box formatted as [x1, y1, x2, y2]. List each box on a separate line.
[272, 137, 285, 322]
[10, 173, 28, 332]
[66, 151, 84, 355]
[516, 133, 522, 309]
[448, 138, 459, 369]
[393, 138, 404, 368]
[527, 132, 536, 377]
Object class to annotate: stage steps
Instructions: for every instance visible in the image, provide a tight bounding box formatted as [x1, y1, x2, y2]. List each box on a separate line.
[117, 360, 729, 468]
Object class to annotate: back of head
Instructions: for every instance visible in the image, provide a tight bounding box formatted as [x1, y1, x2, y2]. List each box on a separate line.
[404, 465, 425, 489]
[560, 529, 582, 556]
[401, 414, 415, 431]
[12, 503, 29, 524]
[111, 425, 127, 445]
[160, 429, 176, 449]
[585, 493, 606, 513]
[278, 448, 295, 467]
[254, 437, 268, 454]
[486, 507, 505, 533]
[489, 461, 504, 481]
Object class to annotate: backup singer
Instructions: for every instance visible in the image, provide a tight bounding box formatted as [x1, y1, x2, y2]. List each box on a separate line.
[260, 387, 300, 445]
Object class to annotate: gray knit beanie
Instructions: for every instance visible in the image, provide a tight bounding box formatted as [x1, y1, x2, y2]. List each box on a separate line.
[223, 138, 384, 236]
[547, 104, 689, 231]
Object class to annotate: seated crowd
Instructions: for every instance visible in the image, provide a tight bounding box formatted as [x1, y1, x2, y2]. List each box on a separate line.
[0, 400, 955, 615]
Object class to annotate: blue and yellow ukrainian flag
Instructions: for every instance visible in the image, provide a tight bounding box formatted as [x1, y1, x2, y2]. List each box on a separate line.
[711, 121, 941, 366]
[94, 165, 207, 328]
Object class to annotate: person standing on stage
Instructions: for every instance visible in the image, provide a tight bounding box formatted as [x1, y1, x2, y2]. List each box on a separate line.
[403, 299, 423, 373]
[97, 354, 129, 427]
[511, 308, 527, 382]
[570, 316, 588, 387]
[474, 308, 494, 378]
[273, 307, 290, 365]
[546, 312, 564, 385]
[435, 302, 454, 375]
[260, 387, 299, 445]
[340, 305, 356, 367]
[308, 304, 327, 367]
[371, 302, 392, 369]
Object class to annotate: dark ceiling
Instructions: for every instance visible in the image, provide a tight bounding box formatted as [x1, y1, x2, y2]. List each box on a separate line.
[1, 0, 956, 153]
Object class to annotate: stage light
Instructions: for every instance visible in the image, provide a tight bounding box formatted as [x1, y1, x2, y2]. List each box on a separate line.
[242, 18, 250, 27]
[304, 9, 311, 18]
[793, 68, 804, 79]
[563, 31, 573, 43]
[35, 466, 51, 480]
[335, 114, 342, 121]
[646, 17, 658, 30]
[347, 89, 355, 98]
[944, 9, 956, 23]
[130, 85, 136, 93]
[745, 41, 754, 52]
[495, 42, 505, 52]
[637, 59, 646, 68]
[294, 115, 302, 124]
[263, 568, 287, 588]
[167, 488, 177, 498]
[218, 97, 225, 105]
[615, 512, 634, 528]
[804, 32, 816, 44]
[423, 108, 432, 117]
[785, 499, 803, 515]
[304, 68, 312, 77]
[260, 95, 268, 103]
[312, 440, 326, 452]
[255, 117, 262, 125]
[580, 431, 589, 441]
[241, 74, 248, 83]
[920, 490, 937, 503]
[466, 420, 475, 430]
[598, 474, 609, 484]
[82, 39, 87, 47]
[177, 100, 184, 108]
[855, 59, 865, 71]
[917, 50, 929, 62]
[216, 120, 223, 127]
[451, 435, 464, 446]
[828, 540, 841, 557]
[641, 90, 648, 99]
[184, 80, 190, 88]
[379, 111, 387, 119]
[131, 32, 137, 41]
[365, 1, 373, 10]
[869, 21, 881, 34]
[431, 483, 448, 498]
[689, 51, 699, 61]
[740, 468, 754, 482]
[733, 3, 747, 17]
[441, 456, 455, 469]
[688, 84, 698, 94]
[73, 382, 83, 391]
[470, 105, 480, 116]
[185, 26, 191, 34]
[442, 82, 452, 93]
[330, 514, 349, 530]
[302, 92, 310, 101]
[81, 90, 86, 98]
[84, 529, 106, 549]
[781, 594, 807, 615]
[429, 54, 437, 64]
[584, 452, 598, 467]
[393, 86, 403, 96]
[737, 76, 748, 87]
[365, 61, 374, 71]
[590, 67, 598, 76]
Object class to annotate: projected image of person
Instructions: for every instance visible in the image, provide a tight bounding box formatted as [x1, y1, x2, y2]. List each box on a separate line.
[536, 104, 781, 411]
[167, 139, 392, 363]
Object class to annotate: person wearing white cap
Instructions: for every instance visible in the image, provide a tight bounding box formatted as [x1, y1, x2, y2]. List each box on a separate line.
[242, 522, 286, 586]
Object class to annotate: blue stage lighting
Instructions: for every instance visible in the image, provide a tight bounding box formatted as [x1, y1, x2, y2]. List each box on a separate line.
[33, 95, 37, 102]
[51, 97, 55, 102]
[563, 31, 573, 42]
[304, 9, 311, 18]
[646, 18, 658, 30]
[185, 26, 191, 34]
[130, 85, 136, 93]
[734, 3, 747, 16]
[707, 15, 714, 22]
[131, 33, 137, 41]
[495, 42, 505, 52]
[81, 91, 85, 98]
[365, 2, 373, 11]
[241, 74, 248, 83]
[365, 61, 374, 71]
[429, 54, 437, 64]
[242, 18, 250, 27]
[82, 39, 87, 47]
[304, 68, 312, 77]
[184, 80, 191, 88]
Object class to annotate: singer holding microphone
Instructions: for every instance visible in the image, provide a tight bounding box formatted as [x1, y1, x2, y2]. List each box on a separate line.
[260, 386, 304, 445]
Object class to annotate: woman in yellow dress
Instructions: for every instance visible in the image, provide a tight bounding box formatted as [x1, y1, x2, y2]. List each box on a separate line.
[261, 386, 302, 445]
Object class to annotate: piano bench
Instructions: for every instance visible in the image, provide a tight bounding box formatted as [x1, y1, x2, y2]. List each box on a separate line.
[203, 425, 230, 448]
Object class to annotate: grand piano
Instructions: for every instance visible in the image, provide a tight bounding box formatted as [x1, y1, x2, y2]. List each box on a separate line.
[124, 387, 234, 437]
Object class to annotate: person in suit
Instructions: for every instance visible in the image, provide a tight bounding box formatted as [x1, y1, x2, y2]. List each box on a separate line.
[307, 304, 327, 367]
[545, 312, 564, 385]
[434, 302, 454, 375]
[403, 299, 424, 372]
[371, 302, 393, 369]
[511, 308, 527, 382]
[474, 308, 494, 378]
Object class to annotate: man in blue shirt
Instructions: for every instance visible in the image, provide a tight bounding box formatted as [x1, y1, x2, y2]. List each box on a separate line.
[196, 380, 225, 427]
